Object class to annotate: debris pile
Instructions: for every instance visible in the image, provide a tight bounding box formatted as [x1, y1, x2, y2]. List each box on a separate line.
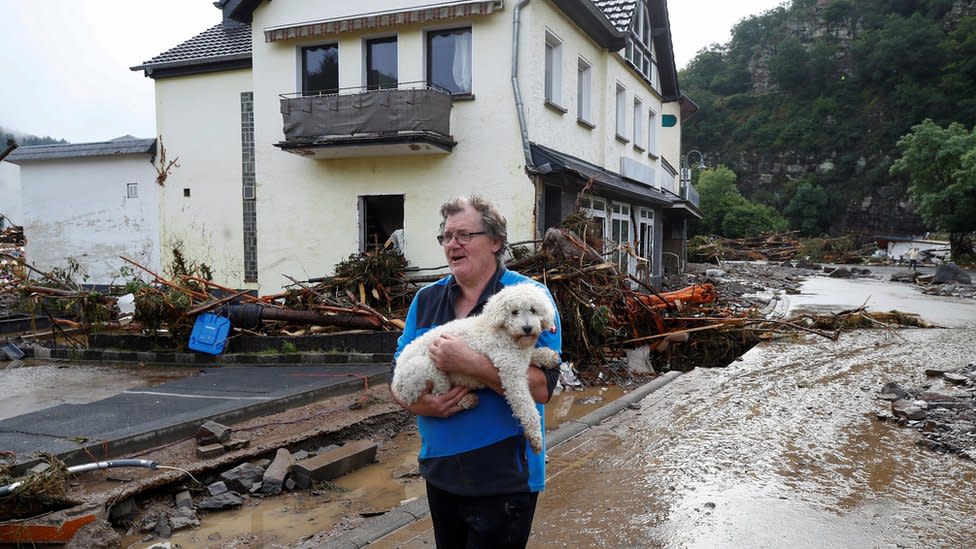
[878, 363, 976, 460]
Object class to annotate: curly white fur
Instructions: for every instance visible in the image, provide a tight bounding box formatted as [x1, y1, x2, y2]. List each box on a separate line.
[393, 283, 561, 453]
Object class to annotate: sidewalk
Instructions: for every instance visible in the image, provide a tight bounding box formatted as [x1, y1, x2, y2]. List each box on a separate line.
[0, 361, 392, 473]
[321, 371, 683, 549]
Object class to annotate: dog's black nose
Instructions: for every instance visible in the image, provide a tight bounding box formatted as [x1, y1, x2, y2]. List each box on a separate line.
[522, 326, 533, 335]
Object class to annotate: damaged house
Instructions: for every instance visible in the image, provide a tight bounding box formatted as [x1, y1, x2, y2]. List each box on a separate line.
[131, 0, 699, 292]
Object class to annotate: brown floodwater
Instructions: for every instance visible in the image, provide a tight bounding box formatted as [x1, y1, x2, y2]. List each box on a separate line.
[121, 385, 627, 549]
[530, 274, 976, 548]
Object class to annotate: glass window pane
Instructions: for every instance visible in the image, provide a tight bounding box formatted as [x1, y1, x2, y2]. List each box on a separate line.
[367, 37, 398, 90]
[303, 44, 339, 95]
[428, 27, 472, 94]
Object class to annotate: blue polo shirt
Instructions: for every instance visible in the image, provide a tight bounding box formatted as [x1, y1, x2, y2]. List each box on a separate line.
[393, 266, 562, 496]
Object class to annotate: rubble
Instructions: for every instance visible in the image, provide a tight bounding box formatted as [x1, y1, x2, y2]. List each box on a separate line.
[878, 363, 976, 460]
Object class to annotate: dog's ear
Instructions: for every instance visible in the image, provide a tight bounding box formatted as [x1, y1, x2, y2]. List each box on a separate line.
[482, 288, 513, 329]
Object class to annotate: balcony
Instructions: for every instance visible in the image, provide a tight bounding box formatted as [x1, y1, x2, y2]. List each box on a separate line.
[275, 82, 456, 159]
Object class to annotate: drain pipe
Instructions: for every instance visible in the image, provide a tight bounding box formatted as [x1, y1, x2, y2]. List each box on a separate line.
[0, 459, 158, 497]
[512, 0, 534, 171]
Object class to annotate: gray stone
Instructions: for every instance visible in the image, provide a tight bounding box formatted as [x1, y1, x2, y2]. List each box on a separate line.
[892, 399, 926, 420]
[197, 491, 245, 510]
[108, 497, 138, 522]
[934, 263, 972, 284]
[197, 420, 232, 445]
[174, 490, 193, 510]
[207, 480, 229, 496]
[65, 518, 121, 549]
[220, 462, 266, 493]
[260, 448, 295, 495]
[168, 508, 200, 531]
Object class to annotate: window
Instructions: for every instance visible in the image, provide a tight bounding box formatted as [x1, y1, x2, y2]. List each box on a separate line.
[615, 84, 627, 140]
[625, 1, 656, 86]
[637, 207, 654, 283]
[428, 27, 472, 94]
[126, 182, 138, 199]
[544, 32, 563, 106]
[360, 195, 404, 253]
[610, 202, 632, 274]
[366, 36, 398, 90]
[577, 57, 592, 123]
[633, 98, 644, 147]
[302, 43, 339, 95]
[580, 197, 607, 242]
[647, 109, 658, 156]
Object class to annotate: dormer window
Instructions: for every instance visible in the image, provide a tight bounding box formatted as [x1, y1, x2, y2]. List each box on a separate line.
[624, 0, 656, 88]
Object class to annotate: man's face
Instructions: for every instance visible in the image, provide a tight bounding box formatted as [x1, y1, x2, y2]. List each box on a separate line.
[441, 204, 501, 284]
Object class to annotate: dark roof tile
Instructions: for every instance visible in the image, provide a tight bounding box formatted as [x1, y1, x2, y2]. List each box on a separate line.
[6, 137, 156, 163]
[593, 0, 637, 32]
[132, 22, 251, 72]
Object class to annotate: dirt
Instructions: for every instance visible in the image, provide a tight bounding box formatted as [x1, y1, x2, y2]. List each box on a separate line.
[48, 386, 411, 546]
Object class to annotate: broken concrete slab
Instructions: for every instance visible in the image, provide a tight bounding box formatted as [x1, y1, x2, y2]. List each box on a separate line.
[292, 439, 378, 489]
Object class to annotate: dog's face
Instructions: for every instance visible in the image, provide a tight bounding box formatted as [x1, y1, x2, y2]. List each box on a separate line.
[483, 284, 556, 348]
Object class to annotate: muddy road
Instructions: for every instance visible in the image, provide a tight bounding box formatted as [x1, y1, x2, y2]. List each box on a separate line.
[528, 275, 976, 548]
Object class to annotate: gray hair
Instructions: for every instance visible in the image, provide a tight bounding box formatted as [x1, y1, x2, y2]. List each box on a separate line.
[439, 195, 508, 259]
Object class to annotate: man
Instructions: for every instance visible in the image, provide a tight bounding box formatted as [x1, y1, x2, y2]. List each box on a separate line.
[907, 246, 920, 271]
[391, 195, 561, 548]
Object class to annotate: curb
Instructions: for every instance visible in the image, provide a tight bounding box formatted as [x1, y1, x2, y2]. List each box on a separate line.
[26, 344, 394, 366]
[325, 370, 683, 548]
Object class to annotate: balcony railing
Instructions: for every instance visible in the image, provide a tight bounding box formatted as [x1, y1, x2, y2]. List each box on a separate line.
[276, 82, 456, 159]
[681, 181, 700, 208]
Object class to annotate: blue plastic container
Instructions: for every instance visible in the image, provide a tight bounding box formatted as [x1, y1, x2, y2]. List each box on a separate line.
[188, 313, 231, 355]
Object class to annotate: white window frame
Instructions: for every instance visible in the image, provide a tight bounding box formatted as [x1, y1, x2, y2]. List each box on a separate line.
[647, 108, 658, 156]
[577, 57, 592, 124]
[633, 97, 644, 150]
[580, 197, 608, 244]
[610, 201, 633, 276]
[615, 84, 627, 141]
[544, 31, 563, 107]
[126, 182, 138, 199]
[637, 207, 654, 283]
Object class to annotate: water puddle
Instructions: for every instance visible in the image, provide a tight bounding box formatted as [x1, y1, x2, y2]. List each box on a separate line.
[122, 385, 629, 548]
[0, 360, 192, 421]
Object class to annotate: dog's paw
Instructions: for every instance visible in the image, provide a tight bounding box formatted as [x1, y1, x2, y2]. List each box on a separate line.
[458, 393, 479, 411]
[531, 347, 561, 370]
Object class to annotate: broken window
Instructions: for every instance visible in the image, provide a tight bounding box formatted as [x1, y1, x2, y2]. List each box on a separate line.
[360, 195, 404, 253]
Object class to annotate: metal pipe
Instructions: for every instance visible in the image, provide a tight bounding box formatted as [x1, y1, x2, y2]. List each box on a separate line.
[0, 459, 158, 497]
[512, 0, 534, 171]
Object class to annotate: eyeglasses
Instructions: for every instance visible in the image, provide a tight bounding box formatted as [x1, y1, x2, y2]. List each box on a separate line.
[437, 231, 488, 246]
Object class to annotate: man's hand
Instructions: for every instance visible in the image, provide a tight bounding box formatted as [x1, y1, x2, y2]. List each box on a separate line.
[390, 381, 471, 418]
[428, 334, 551, 404]
[428, 333, 483, 376]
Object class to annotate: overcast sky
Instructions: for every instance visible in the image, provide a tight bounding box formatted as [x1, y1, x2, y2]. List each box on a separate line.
[0, 0, 784, 144]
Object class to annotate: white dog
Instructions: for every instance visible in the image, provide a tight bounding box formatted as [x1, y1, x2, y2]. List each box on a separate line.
[392, 283, 561, 453]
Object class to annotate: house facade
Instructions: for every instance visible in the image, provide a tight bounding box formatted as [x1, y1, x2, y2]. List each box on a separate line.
[5, 137, 162, 285]
[132, 0, 698, 292]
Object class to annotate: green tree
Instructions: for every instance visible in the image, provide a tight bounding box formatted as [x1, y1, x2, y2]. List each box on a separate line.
[769, 38, 810, 92]
[784, 178, 831, 236]
[890, 119, 976, 258]
[695, 166, 742, 235]
[695, 166, 788, 238]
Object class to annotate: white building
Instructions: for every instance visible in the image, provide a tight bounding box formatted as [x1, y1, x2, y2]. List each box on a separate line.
[132, 0, 699, 292]
[0, 160, 20, 230]
[4, 137, 162, 285]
